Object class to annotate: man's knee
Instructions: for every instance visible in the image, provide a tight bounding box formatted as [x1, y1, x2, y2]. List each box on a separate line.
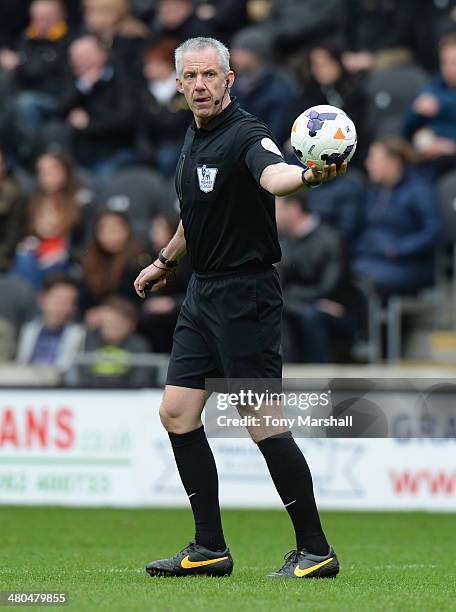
[159, 400, 203, 434]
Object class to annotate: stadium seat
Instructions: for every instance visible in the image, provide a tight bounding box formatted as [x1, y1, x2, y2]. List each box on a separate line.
[100, 166, 175, 239]
[364, 65, 429, 138]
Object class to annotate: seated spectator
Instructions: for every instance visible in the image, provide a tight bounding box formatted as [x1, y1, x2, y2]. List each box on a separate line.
[277, 191, 358, 363]
[139, 212, 192, 352]
[342, 0, 415, 73]
[83, 0, 148, 81]
[0, 148, 26, 272]
[76, 295, 149, 387]
[59, 35, 137, 181]
[137, 38, 192, 176]
[150, 0, 211, 45]
[404, 33, 456, 174]
[16, 273, 84, 369]
[230, 27, 296, 139]
[11, 152, 82, 290]
[353, 137, 441, 296]
[1, 0, 72, 166]
[282, 42, 367, 163]
[79, 211, 145, 316]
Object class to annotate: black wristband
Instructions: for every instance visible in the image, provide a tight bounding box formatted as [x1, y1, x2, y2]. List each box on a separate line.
[158, 248, 179, 268]
[301, 169, 322, 189]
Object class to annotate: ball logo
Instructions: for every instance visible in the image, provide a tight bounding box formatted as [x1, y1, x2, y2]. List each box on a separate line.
[305, 109, 338, 137]
[197, 165, 218, 193]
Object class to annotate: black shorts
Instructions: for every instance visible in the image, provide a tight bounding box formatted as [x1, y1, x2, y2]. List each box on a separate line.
[166, 265, 283, 390]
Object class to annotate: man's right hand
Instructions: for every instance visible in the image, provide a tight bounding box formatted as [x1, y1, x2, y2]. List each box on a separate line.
[134, 261, 172, 298]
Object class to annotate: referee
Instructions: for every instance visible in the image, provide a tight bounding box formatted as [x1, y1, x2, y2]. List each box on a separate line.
[134, 37, 347, 579]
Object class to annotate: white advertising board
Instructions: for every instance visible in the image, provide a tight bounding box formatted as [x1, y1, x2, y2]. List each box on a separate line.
[0, 390, 455, 510]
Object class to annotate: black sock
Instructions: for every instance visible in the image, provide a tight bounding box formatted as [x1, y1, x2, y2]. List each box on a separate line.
[257, 431, 329, 556]
[168, 425, 226, 552]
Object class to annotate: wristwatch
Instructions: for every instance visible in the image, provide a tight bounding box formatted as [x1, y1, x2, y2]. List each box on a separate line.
[301, 169, 322, 189]
[158, 248, 179, 268]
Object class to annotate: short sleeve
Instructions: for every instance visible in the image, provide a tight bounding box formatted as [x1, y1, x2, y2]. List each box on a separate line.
[237, 120, 285, 184]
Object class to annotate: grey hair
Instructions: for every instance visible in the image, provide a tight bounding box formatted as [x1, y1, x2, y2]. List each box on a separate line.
[175, 37, 230, 77]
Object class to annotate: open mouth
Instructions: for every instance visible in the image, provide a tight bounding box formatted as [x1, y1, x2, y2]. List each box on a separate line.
[194, 97, 211, 104]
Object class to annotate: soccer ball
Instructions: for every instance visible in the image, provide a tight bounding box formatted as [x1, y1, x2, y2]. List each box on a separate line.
[290, 104, 357, 170]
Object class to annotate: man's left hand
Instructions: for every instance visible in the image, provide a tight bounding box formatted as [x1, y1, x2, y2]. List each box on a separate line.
[304, 162, 348, 184]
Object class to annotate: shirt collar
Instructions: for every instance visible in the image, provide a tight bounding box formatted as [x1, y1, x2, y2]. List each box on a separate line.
[192, 98, 239, 132]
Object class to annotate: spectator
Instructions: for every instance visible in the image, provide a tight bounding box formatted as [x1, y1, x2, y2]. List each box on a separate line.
[0, 149, 26, 272]
[79, 211, 145, 315]
[230, 27, 296, 139]
[150, 0, 211, 45]
[353, 137, 441, 296]
[83, 0, 148, 80]
[11, 152, 82, 290]
[137, 38, 192, 176]
[16, 273, 84, 368]
[59, 34, 137, 181]
[139, 212, 192, 352]
[277, 191, 358, 363]
[404, 33, 456, 173]
[342, 0, 415, 73]
[1, 0, 72, 165]
[75, 295, 150, 387]
[282, 42, 367, 163]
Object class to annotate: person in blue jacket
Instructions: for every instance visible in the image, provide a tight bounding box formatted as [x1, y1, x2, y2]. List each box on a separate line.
[404, 33, 456, 171]
[353, 136, 441, 296]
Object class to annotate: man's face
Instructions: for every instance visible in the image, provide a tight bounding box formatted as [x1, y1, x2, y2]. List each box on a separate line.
[441, 44, 456, 88]
[100, 308, 135, 345]
[30, 0, 64, 36]
[176, 47, 234, 124]
[157, 0, 192, 29]
[69, 38, 106, 78]
[40, 285, 77, 329]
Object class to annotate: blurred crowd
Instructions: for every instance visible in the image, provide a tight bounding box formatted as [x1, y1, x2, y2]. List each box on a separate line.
[1, 0, 456, 382]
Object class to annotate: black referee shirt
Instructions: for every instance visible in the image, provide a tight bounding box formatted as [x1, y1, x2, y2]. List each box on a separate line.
[175, 98, 284, 274]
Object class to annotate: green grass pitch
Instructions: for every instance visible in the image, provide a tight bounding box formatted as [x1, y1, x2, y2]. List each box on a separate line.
[0, 507, 455, 611]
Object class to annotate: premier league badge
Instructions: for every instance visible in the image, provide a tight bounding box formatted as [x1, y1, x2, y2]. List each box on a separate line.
[197, 164, 218, 193]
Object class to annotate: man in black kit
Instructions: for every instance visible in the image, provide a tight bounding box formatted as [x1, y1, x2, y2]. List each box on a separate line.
[134, 37, 347, 579]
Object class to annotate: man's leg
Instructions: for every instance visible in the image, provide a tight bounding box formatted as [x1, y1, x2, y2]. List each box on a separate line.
[160, 384, 226, 552]
[256, 430, 328, 555]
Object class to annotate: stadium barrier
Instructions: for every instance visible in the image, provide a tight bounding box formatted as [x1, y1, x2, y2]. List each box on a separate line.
[0, 387, 455, 511]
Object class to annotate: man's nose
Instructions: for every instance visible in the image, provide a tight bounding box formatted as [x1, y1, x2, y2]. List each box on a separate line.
[195, 74, 206, 89]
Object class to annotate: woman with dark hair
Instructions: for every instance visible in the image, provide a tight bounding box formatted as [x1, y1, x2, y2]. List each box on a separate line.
[283, 42, 367, 159]
[79, 210, 145, 317]
[11, 151, 82, 288]
[353, 136, 441, 296]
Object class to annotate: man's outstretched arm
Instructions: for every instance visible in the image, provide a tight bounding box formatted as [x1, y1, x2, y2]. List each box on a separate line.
[260, 162, 348, 197]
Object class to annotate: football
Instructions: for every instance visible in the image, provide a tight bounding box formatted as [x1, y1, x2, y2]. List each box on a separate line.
[290, 104, 357, 170]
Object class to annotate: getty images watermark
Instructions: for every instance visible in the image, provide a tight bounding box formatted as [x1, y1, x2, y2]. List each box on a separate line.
[203, 378, 456, 438]
[215, 389, 352, 430]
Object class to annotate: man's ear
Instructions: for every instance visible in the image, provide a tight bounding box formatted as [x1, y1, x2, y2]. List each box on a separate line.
[226, 70, 235, 89]
[176, 76, 184, 94]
